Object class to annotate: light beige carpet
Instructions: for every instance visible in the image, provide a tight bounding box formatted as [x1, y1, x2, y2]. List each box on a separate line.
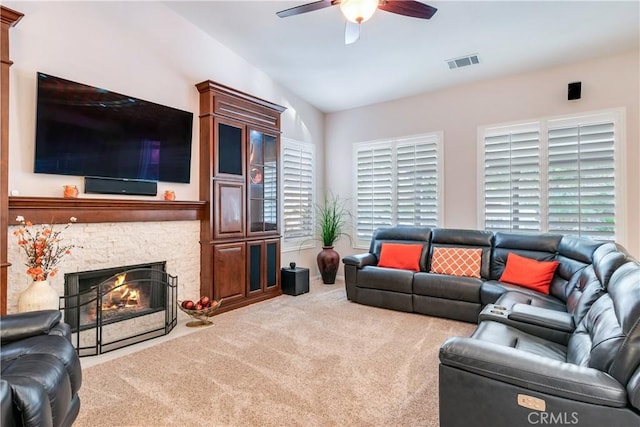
[75, 279, 475, 427]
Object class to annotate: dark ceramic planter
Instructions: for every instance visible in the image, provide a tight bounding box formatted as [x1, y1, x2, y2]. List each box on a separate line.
[317, 246, 340, 284]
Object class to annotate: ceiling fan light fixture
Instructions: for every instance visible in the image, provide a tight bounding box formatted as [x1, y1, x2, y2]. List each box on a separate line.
[340, 0, 379, 24]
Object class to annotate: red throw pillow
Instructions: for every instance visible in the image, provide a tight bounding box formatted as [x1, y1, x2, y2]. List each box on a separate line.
[499, 253, 559, 294]
[378, 243, 423, 272]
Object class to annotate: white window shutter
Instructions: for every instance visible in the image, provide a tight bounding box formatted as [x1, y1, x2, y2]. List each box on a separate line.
[548, 121, 616, 240]
[483, 128, 541, 231]
[396, 136, 440, 226]
[354, 133, 442, 246]
[282, 142, 314, 241]
[481, 110, 621, 240]
[355, 144, 393, 244]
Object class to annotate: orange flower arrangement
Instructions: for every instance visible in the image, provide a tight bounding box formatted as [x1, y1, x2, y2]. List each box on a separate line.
[13, 215, 79, 281]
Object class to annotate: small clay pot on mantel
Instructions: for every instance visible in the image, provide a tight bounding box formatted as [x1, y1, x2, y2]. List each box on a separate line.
[317, 246, 340, 284]
[63, 185, 79, 198]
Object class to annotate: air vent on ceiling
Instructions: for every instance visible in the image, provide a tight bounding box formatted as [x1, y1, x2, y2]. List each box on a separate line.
[447, 54, 480, 70]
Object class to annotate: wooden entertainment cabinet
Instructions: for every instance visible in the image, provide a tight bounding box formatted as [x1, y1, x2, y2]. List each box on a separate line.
[1, 6, 24, 314]
[196, 81, 286, 313]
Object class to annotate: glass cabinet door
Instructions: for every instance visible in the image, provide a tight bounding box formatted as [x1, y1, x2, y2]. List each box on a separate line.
[246, 239, 280, 294]
[248, 129, 278, 234]
[216, 120, 244, 178]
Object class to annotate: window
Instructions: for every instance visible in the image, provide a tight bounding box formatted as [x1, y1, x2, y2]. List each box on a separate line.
[480, 109, 624, 241]
[354, 133, 443, 247]
[547, 117, 616, 238]
[281, 139, 315, 249]
[482, 123, 541, 231]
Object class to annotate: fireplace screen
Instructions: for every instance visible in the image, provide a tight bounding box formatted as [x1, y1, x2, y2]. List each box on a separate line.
[63, 262, 177, 356]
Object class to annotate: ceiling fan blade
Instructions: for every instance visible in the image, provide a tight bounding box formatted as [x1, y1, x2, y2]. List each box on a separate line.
[276, 0, 335, 18]
[345, 21, 360, 45]
[378, 1, 437, 19]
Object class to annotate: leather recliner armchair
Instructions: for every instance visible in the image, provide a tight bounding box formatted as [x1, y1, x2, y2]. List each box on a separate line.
[1, 310, 82, 427]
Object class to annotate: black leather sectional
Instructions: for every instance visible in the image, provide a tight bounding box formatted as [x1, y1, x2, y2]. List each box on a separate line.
[1, 310, 82, 427]
[342, 226, 640, 426]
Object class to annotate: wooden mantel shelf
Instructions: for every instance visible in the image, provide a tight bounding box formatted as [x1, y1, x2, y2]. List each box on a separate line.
[8, 197, 206, 225]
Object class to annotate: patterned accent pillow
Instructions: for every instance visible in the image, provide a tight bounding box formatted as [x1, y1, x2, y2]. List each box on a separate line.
[430, 247, 482, 278]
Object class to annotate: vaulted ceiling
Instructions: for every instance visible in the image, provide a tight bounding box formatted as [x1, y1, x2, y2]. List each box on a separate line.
[166, 1, 640, 113]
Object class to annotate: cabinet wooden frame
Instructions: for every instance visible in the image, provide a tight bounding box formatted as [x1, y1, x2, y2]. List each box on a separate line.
[197, 80, 285, 313]
[1, 6, 24, 313]
[213, 180, 245, 240]
[212, 242, 246, 304]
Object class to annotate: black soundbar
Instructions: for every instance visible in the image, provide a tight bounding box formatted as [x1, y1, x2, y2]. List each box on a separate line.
[84, 176, 157, 196]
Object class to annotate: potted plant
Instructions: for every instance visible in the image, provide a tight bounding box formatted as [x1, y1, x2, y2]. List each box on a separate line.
[315, 193, 351, 284]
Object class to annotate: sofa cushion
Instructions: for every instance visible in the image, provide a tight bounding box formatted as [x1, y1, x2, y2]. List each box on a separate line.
[471, 321, 568, 361]
[414, 273, 482, 303]
[368, 226, 432, 271]
[0, 310, 62, 344]
[430, 228, 493, 278]
[357, 266, 414, 294]
[565, 265, 605, 326]
[491, 232, 561, 280]
[499, 253, 559, 294]
[430, 247, 482, 278]
[592, 242, 630, 289]
[600, 262, 640, 384]
[2, 354, 71, 427]
[495, 290, 567, 312]
[1, 335, 83, 396]
[628, 365, 640, 412]
[551, 235, 603, 301]
[481, 280, 566, 306]
[378, 243, 422, 271]
[1, 376, 52, 427]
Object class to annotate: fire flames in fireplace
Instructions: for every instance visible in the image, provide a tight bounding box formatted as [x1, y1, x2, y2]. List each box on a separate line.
[104, 274, 140, 309]
[84, 273, 152, 324]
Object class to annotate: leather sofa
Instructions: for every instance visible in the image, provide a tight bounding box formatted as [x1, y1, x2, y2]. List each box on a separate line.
[342, 226, 639, 425]
[342, 227, 628, 323]
[1, 310, 82, 427]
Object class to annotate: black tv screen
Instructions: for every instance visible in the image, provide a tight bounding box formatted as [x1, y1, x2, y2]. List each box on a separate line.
[34, 72, 193, 183]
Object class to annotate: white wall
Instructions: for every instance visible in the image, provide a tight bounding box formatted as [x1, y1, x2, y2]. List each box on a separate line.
[5, 1, 324, 271]
[326, 50, 640, 259]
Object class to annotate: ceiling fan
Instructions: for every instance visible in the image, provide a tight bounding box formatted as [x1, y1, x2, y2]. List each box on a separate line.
[276, 0, 438, 45]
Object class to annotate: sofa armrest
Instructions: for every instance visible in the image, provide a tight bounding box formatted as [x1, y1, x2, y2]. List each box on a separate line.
[508, 303, 575, 332]
[0, 310, 63, 345]
[439, 336, 628, 407]
[342, 253, 377, 268]
[1, 380, 13, 427]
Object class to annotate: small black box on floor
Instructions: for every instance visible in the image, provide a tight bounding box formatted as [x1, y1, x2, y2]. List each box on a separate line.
[281, 267, 309, 296]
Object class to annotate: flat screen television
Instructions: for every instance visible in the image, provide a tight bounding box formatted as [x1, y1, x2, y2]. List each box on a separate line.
[34, 72, 193, 183]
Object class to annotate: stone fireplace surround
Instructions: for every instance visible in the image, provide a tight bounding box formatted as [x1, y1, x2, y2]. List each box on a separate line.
[7, 197, 203, 316]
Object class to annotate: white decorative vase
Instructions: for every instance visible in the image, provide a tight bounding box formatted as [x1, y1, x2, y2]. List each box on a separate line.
[17, 280, 60, 313]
